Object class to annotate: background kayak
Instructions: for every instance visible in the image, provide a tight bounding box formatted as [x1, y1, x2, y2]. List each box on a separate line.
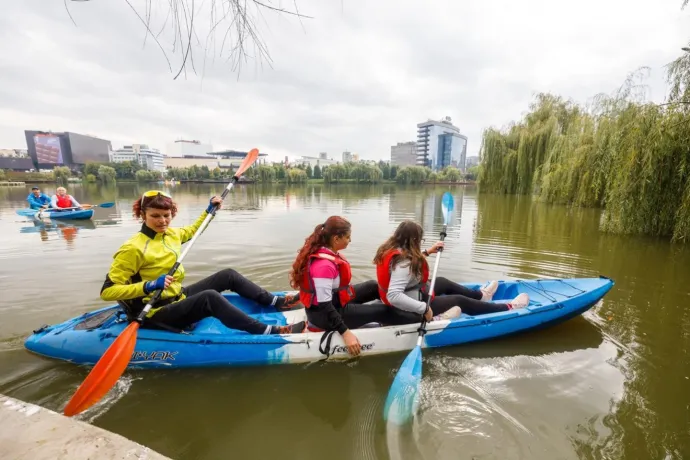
[15, 208, 94, 220]
[24, 277, 614, 369]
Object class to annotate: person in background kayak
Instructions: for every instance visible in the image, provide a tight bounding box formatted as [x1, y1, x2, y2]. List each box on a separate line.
[100, 190, 305, 335]
[373, 220, 529, 324]
[26, 186, 51, 209]
[51, 187, 81, 209]
[289, 216, 389, 356]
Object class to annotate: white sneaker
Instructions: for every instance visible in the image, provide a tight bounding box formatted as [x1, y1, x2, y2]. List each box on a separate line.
[433, 306, 462, 321]
[480, 280, 499, 301]
[508, 293, 529, 309]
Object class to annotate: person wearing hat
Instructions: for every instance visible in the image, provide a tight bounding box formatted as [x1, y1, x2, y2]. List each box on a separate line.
[26, 186, 51, 210]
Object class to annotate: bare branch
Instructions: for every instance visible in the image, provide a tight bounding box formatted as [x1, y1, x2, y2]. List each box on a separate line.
[63, 0, 78, 27]
[69, 0, 313, 80]
[123, 0, 173, 72]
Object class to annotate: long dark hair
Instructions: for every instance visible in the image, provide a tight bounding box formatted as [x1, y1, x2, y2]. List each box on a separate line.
[289, 216, 351, 289]
[373, 220, 425, 278]
[132, 193, 177, 219]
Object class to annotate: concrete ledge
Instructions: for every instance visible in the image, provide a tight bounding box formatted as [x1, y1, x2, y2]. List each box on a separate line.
[0, 394, 171, 460]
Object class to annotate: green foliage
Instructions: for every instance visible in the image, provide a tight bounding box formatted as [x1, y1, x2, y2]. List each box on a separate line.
[320, 163, 383, 184]
[313, 164, 322, 179]
[305, 164, 313, 178]
[256, 165, 276, 182]
[53, 166, 71, 184]
[396, 166, 430, 184]
[135, 169, 162, 182]
[286, 168, 308, 184]
[440, 166, 461, 182]
[465, 165, 480, 181]
[85, 174, 97, 183]
[478, 72, 690, 242]
[84, 161, 142, 180]
[98, 165, 117, 184]
[0, 169, 6, 181]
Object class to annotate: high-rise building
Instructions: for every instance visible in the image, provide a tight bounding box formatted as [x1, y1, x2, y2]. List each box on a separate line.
[390, 141, 417, 167]
[416, 117, 468, 170]
[342, 151, 353, 163]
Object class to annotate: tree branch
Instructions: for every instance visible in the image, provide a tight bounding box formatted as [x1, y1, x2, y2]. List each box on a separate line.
[68, 0, 314, 80]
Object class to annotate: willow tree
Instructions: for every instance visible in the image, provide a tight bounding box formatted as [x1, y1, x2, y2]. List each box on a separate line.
[478, 68, 690, 242]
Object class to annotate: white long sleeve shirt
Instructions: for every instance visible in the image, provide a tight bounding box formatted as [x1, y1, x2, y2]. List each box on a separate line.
[386, 261, 428, 314]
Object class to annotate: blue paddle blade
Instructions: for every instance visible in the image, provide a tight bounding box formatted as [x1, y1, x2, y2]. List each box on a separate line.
[383, 345, 423, 426]
[99, 202, 115, 208]
[441, 192, 454, 225]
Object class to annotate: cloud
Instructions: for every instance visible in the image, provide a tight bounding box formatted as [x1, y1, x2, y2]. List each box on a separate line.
[0, 0, 688, 163]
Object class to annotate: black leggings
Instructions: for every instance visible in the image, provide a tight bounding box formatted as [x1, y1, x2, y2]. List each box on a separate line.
[148, 268, 276, 334]
[384, 277, 511, 325]
[306, 280, 391, 330]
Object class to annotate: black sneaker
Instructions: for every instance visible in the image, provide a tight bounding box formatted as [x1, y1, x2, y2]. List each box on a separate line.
[274, 294, 303, 311]
[273, 321, 306, 334]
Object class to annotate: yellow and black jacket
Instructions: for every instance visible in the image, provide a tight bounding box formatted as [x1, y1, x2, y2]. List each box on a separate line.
[100, 210, 209, 317]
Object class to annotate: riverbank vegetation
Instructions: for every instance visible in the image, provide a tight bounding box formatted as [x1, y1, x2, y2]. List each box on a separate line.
[478, 65, 690, 242]
[3, 159, 474, 186]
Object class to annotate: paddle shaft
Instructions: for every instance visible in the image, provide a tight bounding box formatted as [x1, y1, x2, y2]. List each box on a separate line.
[416, 225, 447, 346]
[135, 177, 241, 322]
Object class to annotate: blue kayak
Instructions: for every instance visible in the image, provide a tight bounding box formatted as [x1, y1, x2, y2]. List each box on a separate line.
[16, 208, 94, 220]
[24, 277, 614, 369]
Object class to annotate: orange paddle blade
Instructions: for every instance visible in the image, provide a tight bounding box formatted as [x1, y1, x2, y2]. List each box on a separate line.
[63, 322, 140, 417]
[235, 148, 259, 177]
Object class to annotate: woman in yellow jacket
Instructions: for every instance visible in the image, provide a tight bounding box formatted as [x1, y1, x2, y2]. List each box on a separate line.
[100, 190, 305, 335]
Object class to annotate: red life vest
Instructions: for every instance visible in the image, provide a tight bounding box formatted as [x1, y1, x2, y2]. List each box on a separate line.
[56, 195, 73, 208]
[299, 248, 355, 308]
[376, 248, 432, 306]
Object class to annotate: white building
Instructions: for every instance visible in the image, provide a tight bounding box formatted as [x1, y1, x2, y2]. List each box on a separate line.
[111, 144, 165, 172]
[416, 117, 468, 171]
[166, 139, 213, 157]
[296, 155, 339, 168]
[390, 141, 417, 167]
[342, 151, 353, 163]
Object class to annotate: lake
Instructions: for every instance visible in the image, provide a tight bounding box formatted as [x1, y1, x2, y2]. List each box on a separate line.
[0, 182, 688, 460]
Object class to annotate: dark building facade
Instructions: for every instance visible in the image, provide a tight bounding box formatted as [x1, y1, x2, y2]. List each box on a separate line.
[0, 157, 34, 171]
[24, 130, 112, 170]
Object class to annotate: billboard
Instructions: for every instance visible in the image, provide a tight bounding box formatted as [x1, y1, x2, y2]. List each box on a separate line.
[33, 134, 64, 165]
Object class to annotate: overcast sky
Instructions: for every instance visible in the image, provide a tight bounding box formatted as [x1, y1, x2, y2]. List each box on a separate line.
[0, 0, 688, 163]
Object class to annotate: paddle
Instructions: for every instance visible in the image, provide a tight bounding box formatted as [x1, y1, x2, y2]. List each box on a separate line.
[62, 148, 260, 417]
[382, 191, 455, 426]
[34, 202, 115, 218]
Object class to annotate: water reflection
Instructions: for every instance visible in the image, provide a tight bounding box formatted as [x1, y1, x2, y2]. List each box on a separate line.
[0, 183, 688, 460]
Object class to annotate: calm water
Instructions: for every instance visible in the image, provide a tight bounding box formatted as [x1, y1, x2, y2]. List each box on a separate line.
[0, 182, 688, 460]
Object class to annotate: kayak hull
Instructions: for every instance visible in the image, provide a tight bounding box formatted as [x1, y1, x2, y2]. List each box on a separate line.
[24, 277, 614, 369]
[16, 208, 94, 220]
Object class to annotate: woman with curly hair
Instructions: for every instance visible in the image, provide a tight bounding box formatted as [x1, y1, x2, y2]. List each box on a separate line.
[289, 215, 388, 356]
[374, 220, 529, 324]
[100, 190, 306, 335]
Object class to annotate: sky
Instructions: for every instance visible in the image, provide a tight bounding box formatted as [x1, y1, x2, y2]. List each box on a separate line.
[0, 0, 688, 164]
